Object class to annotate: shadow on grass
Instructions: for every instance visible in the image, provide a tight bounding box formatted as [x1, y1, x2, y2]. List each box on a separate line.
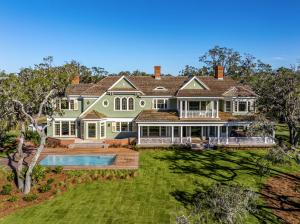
[155, 149, 299, 223]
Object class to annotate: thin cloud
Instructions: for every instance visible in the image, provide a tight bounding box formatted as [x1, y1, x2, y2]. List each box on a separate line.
[272, 56, 286, 61]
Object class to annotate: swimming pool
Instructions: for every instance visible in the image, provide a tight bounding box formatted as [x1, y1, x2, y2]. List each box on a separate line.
[40, 154, 116, 166]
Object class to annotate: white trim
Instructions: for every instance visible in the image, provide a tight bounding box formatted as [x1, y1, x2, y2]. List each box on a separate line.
[79, 92, 106, 118]
[153, 86, 168, 91]
[140, 95, 173, 98]
[104, 118, 134, 122]
[114, 96, 135, 111]
[139, 99, 146, 107]
[52, 118, 77, 121]
[102, 99, 109, 107]
[52, 120, 77, 138]
[86, 121, 98, 139]
[176, 96, 222, 99]
[99, 121, 106, 139]
[108, 76, 140, 91]
[179, 76, 210, 90]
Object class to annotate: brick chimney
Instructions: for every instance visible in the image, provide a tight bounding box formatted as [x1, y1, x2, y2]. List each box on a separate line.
[71, 75, 80, 84]
[214, 66, 224, 80]
[154, 66, 161, 80]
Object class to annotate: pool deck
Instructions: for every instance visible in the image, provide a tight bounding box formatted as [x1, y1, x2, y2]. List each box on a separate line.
[40, 147, 139, 170]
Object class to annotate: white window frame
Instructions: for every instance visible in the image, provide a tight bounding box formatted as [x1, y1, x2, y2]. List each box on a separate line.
[102, 99, 109, 107]
[57, 98, 78, 111]
[99, 122, 106, 139]
[86, 121, 97, 139]
[114, 97, 134, 111]
[139, 100, 146, 107]
[53, 120, 77, 137]
[152, 98, 168, 110]
[224, 101, 231, 112]
[112, 121, 133, 132]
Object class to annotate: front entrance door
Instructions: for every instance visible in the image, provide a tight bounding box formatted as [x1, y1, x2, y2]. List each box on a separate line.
[87, 122, 97, 139]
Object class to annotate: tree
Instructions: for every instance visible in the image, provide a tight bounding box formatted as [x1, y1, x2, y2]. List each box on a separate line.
[199, 45, 241, 76]
[64, 60, 108, 83]
[255, 68, 300, 146]
[1, 57, 73, 194]
[179, 65, 202, 76]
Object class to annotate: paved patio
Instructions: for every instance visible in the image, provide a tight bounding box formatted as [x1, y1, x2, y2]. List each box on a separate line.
[40, 147, 139, 170]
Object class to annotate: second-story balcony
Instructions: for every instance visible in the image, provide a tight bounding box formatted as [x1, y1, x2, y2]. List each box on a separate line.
[178, 99, 219, 119]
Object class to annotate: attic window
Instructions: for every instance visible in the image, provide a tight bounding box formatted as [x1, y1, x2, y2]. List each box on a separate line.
[154, 86, 168, 91]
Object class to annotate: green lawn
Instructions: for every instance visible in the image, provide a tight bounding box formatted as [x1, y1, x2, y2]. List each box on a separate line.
[1, 149, 299, 224]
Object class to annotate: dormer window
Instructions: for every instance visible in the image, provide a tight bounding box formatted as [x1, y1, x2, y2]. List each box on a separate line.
[154, 86, 168, 91]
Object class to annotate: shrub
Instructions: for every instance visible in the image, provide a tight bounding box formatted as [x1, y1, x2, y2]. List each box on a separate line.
[0, 184, 12, 195]
[38, 184, 51, 193]
[25, 130, 40, 146]
[47, 178, 55, 185]
[264, 146, 290, 165]
[7, 196, 17, 202]
[32, 165, 46, 184]
[53, 166, 63, 174]
[256, 158, 271, 177]
[177, 183, 258, 224]
[6, 172, 15, 182]
[23, 194, 38, 202]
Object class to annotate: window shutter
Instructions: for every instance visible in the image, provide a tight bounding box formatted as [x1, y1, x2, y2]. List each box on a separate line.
[112, 122, 116, 132]
[74, 99, 78, 110]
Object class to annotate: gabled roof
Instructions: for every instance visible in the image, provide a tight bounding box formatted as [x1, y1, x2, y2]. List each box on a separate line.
[66, 75, 256, 98]
[81, 110, 106, 119]
[179, 76, 210, 90]
[222, 85, 257, 97]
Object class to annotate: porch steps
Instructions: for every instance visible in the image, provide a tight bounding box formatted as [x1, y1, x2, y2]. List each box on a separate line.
[68, 142, 109, 149]
[191, 143, 205, 150]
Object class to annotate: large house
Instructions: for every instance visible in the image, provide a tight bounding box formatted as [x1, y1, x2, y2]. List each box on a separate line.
[47, 66, 274, 148]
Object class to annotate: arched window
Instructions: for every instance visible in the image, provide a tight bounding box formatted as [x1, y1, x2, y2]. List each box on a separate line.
[115, 97, 120, 110]
[122, 98, 127, 110]
[128, 97, 134, 110]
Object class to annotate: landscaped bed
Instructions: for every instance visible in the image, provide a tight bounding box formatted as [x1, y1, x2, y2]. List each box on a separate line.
[0, 149, 299, 224]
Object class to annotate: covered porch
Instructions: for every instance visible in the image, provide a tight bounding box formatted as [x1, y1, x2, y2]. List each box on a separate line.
[137, 123, 275, 147]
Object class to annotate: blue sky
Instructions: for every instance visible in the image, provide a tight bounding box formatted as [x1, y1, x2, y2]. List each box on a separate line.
[0, 0, 299, 74]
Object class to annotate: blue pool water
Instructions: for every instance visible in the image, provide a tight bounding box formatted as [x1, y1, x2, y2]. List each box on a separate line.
[40, 154, 116, 166]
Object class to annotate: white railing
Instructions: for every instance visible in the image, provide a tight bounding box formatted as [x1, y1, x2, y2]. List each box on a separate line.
[140, 137, 192, 144]
[182, 110, 217, 118]
[209, 137, 275, 146]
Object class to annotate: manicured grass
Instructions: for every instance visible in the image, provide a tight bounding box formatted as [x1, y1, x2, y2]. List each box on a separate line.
[1, 149, 299, 224]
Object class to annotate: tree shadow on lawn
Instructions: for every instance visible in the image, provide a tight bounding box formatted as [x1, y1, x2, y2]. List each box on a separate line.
[155, 149, 300, 223]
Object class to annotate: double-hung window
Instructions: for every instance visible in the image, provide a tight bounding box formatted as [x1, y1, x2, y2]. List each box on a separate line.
[225, 101, 231, 112]
[57, 99, 78, 110]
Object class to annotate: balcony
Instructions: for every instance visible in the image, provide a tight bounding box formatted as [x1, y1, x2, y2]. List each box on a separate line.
[185, 110, 217, 118]
[179, 99, 219, 119]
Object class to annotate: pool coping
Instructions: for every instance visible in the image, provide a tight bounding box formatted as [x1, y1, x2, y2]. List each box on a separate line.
[38, 147, 139, 170]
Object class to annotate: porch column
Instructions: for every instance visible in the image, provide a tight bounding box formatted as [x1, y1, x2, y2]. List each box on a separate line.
[216, 100, 219, 118]
[217, 126, 220, 144]
[171, 126, 174, 143]
[208, 126, 210, 137]
[138, 125, 141, 144]
[185, 100, 188, 118]
[226, 125, 229, 144]
[201, 126, 203, 139]
[180, 100, 183, 118]
[211, 100, 215, 118]
[180, 126, 183, 143]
